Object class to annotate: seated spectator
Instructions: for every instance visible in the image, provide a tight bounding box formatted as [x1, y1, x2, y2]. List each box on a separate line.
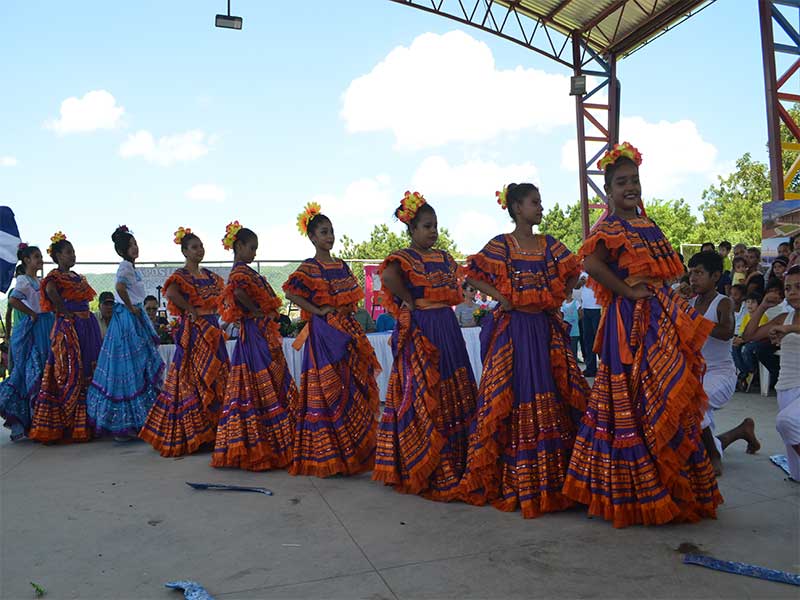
[353, 305, 376, 333]
[742, 283, 784, 391]
[746, 276, 765, 298]
[733, 292, 769, 391]
[745, 246, 765, 287]
[778, 241, 791, 259]
[375, 312, 396, 333]
[790, 234, 800, 268]
[561, 296, 581, 359]
[716, 258, 732, 296]
[700, 242, 715, 253]
[767, 256, 789, 282]
[730, 284, 747, 333]
[718, 240, 732, 274]
[733, 242, 747, 259]
[675, 274, 693, 300]
[143, 295, 168, 328]
[732, 256, 748, 286]
[96, 291, 114, 338]
[455, 282, 478, 327]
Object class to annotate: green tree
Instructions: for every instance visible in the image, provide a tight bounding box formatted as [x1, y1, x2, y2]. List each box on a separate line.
[696, 153, 770, 247]
[539, 200, 603, 252]
[643, 198, 700, 250]
[338, 224, 462, 291]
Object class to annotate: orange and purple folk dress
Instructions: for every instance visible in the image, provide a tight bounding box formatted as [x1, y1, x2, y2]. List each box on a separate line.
[30, 270, 102, 443]
[212, 262, 297, 471]
[562, 215, 722, 527]
[283, 259, 380, 478]
[372, 249, 477, 500]
[140, 268, 230, 457]
[459, 234, 589, 518]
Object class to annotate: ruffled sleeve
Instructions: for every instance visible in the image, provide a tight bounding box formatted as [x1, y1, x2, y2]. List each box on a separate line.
[163, 269, 222, 316]
[40, 270, 96, 312]
[220, 264, 282, 322]
[579, 216, 684, 307]
[465, 236, 510, 296]
[379, 249, 462, 315]
[546, 235, 581, 305]
[283, 260, 323, 304]
[10, 276, 32, 303]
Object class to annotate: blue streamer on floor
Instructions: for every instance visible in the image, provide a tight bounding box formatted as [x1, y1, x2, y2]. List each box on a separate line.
[165, 580, 214, 600]
[683, 555, 800, 587]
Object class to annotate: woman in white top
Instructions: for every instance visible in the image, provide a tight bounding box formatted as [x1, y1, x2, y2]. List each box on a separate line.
[86, 226, 164, 440]
[743, 265, 800, 481]
[0, 244, 55, 440]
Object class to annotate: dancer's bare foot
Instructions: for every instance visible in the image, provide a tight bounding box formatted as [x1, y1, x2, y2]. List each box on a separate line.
[742, 418, 761, 454]
[717, 417, 761, 454]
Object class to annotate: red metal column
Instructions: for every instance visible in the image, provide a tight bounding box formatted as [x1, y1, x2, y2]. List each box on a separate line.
[759, 0, 785, 201]
[573, 36, 591, 239]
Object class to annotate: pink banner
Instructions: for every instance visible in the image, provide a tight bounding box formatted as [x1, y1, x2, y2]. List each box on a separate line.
[364, 264, 386, 317]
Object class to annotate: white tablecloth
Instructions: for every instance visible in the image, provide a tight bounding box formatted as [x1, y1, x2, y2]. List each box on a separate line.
[157, 327, 483, 402]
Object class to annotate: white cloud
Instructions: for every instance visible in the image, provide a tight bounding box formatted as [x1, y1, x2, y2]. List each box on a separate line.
[120, 130, 213, 166]
[451, 209, 508, 255]
[44, 90, 125, 134]
[0, 156, 17, 167]
[255, 221, 316, 262]
[341, 30, 572, 149]
[411, 156, 539, 199]
[560, 116, 718, 199]
[312, 174, 397, 223]
[186, 184, 226, 203]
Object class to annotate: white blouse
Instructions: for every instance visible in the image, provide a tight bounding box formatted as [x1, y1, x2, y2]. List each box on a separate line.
[10, 274, 43, 313]
[777, 307, 800, 391]
[114, 260, 147, 305]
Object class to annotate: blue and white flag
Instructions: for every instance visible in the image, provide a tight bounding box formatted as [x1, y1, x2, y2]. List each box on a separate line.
[0, 207, 21, 293]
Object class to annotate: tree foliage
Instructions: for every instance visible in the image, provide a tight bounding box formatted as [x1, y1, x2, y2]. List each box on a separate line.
[695, 153, 769, 247]
[540, 151, 771, 251]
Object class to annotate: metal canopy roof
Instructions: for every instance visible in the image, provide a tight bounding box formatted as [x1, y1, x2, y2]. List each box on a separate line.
[492, 0, 714, 57]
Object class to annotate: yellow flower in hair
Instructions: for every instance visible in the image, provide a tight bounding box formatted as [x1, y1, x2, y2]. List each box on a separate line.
[173, 226, 192, 245]
[397, 191, 426, 224]
[222, 220, 243, 251]
[47, 231, 67, 255]
[496, 186, 508, 210]
[597, 141, 643, 171]
[297, 202, 322, 236]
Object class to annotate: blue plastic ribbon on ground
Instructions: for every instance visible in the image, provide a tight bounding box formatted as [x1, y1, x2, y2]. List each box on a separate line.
[165, 580, 215, 599]
[683, 555, 800, 587]
[770, 454, 795, 479]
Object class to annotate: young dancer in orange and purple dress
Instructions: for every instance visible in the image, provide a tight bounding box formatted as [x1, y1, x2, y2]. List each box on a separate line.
[212, 222, 296, 471]
[458, 185, 589, 518]
[29, 233, 102, 443]
[562, 142, 722, 527]
[283, 203, 380, 478]
[140, 228, 230, 456]
[373, 193, 477, 500]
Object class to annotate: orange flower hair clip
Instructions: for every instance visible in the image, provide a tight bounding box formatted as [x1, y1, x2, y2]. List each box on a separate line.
[173, 227, 192, 245]
[47, 231, 67, 255]
[297, 202, 321, 236]
[597, 141, 643, 171]
[396, 191, 426, 224]
[496, 186, 508, 211]
[222, 220, 243, 251]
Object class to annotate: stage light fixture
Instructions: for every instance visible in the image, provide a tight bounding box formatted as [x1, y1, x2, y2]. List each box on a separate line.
[570, 76, 586, 96]
[216, 1, 242, 30]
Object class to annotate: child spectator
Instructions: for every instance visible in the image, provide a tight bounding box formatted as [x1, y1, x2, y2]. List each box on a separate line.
[731, 256, 748, 286]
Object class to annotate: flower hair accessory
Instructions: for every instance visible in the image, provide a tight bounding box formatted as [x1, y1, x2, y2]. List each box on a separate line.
[496, 186, 508, 211]
[47, 231, 67, 255]
[173, 227, 192, 245]
[222, 220, 243, 250]
[18, 242, 29, 250]
[397, 191, 426, 224]
[116, 224, 132, 234]
[297, 202, 321, 235]
[597, 141, 643, 171]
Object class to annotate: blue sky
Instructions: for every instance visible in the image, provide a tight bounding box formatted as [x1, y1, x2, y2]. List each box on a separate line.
[0, 0, 771, 264]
